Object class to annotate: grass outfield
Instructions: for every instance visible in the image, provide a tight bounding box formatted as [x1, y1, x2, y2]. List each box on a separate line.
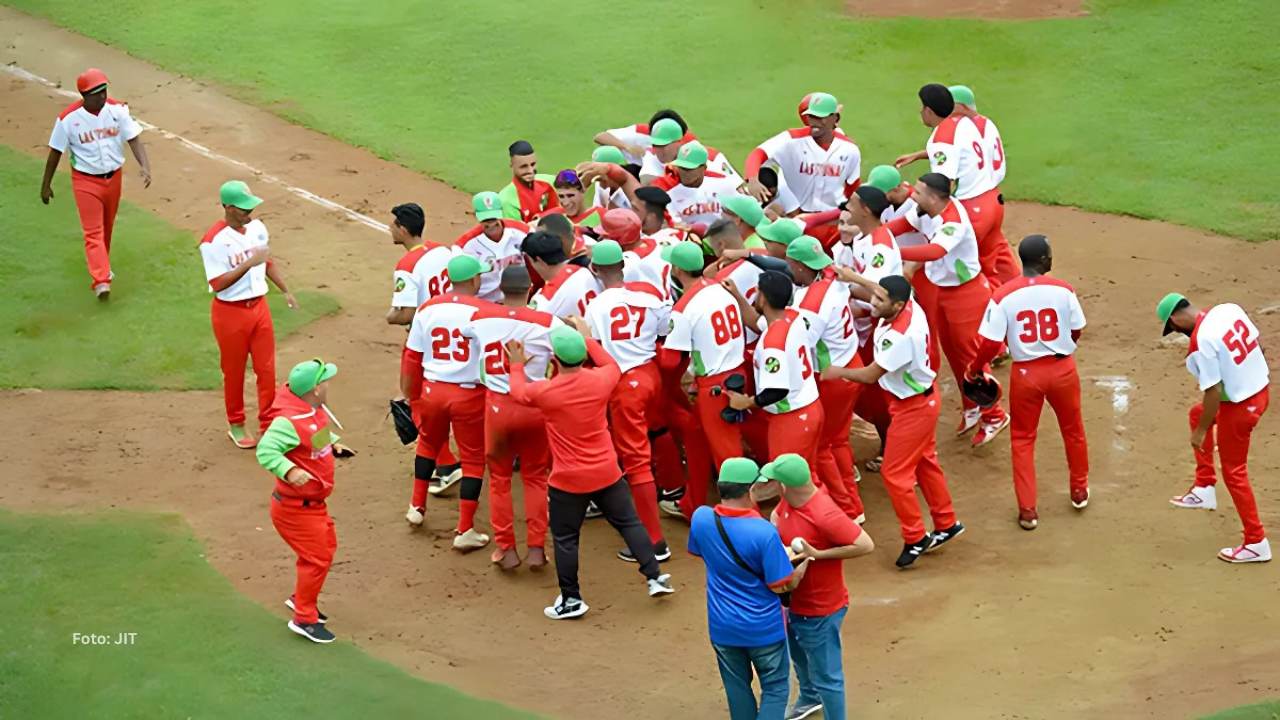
[0, 509, 544, 720]
[0, 144, 338, 390]
[6, 0, 1277, 240]
[1205, 704, 1280, 720]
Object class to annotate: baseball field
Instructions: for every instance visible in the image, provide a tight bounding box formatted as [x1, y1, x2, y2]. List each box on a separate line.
[2, 1, 1278, 718]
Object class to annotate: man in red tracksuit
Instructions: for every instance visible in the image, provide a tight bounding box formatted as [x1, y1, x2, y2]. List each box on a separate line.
[972, 235, 1090, 530]
[257, 358, 348, 644]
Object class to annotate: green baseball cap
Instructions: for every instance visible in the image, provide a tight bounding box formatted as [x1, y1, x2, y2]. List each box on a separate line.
[761, 453, 811, 487]
[220, 180, 263, 211]
[949, 85, 976, 107]
[1156, 292, 1189, 336]
[592, 146, 626, 164]
[550, 325, 588, 365]
[786, 236, 832, 271]
[288, 358, 338, 396]
[673, 141, 709, 170]
[447, 254, 491, 283]
[472, 191, 503, 221]
[757, 218, 804, 245]
[718, 457, 762, 484]
[650, 118, 684, 146]
[802, 92, 840, 118]
[662, 241, 706, 272]
[867, 165, 902, 193]
[591, 239, 624, 266]
[721, 193, 764, 227]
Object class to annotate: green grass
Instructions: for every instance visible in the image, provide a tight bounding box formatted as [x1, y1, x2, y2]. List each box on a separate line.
[5, 0, 1278, 240]
[0, 144, 338, 389]
[1205, 703, 1280, 720]
[0, 509, 544, 720]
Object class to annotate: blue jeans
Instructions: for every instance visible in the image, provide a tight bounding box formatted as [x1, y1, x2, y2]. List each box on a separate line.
[787, 606, 848, 719]
[712, 640, 791, 720]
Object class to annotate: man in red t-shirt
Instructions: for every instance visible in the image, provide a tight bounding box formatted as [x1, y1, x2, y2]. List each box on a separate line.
[768, 454, 875, 720]
[508, 320, 675, 620]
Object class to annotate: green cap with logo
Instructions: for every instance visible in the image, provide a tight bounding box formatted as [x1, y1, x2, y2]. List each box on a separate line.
[591, 239, 624, 266]
[220, 180, 263, 211]
[802, 92, 840, 118]
[721, 193, 764, 227]
[866, 165, 902, 193]
[472, 191, 503, 221]
[592, 146, 626, 164]
[673, 141, 709, 170]
[662, 241, 706, 272]
[718, 457, 762, 484]
[757, 217, 804, 245]
[447, 254, 491, 283]
[761, 453, 811, 487]
[650, 118, 684, 146]
[288, 358, 338, 396]
[550, 325, 588, 365]
[786, 236, 833, 271]
[949, 85, 975, 107]
[1156, 292, 1189, 336]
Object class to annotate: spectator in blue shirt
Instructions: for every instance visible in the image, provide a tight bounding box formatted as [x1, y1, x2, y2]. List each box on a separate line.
[689, 457, 812, 720]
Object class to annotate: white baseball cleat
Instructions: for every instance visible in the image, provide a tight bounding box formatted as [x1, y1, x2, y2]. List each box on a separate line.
[852, 513, 866, 525]
[954, 408, 981, 436]
[647, 573, 675, 597]
[452, 528, 491, 552]
[429, 466, 462, 496]
[971, 414, 1011, 448]
[852, 466, 862, 484]
[1218, 538, 1271, 564]
[1170, 485, 1217, 510]
[405, 505, 425, 526]
[93, 283, 111, 301]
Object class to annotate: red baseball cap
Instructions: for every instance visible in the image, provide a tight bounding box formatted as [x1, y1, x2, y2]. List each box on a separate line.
[76, 68, 109, 94]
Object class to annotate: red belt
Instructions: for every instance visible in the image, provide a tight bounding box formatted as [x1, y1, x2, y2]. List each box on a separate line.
[272, 491, 325, 508]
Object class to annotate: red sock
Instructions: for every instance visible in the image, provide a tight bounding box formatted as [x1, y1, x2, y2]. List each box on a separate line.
[457, 499, 478, 534]
[412, 478, 429, 510]
[630, 482, 663, 544]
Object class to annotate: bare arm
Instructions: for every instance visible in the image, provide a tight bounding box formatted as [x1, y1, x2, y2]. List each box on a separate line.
[127, 137, 152, 188]
[386, 306, 415, 325]
[822, 361, 887, 386]
[265, 260, 299, 309]
[893, 149, 928, 168]
[40, 149, 62, 204]
[592, 131, 644, 159]
[772, 557, 811, 593]
[1190, 384, 1221, 450]
[208, 246, 269, 292]
[797, 532, 875, 561]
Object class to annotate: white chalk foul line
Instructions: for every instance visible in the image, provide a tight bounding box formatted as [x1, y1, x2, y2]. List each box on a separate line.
[5, 63, 389, 233]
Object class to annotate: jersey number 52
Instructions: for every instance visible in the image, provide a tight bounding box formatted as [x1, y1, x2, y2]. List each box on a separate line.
[1223, 320, 1259, 365]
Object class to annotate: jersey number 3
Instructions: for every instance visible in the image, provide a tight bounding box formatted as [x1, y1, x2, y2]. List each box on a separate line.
[1223, 320, 1259, 365]
[1015, 308, 1060, 343]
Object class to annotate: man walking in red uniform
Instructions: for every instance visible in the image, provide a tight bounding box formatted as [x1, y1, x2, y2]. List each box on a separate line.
[972, 235, 1089, 530]
[41, 67, 152, 300]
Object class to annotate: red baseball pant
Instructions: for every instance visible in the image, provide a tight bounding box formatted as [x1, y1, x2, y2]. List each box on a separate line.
[270, 497, 336, 626]
[961, 188, 1019, 286]
[882, 391, 957, 543]
[1009, 356, 1089, 511]
[816, 358, 865, 519]
[1189, 387, 1270, 544]
[210, 296, 276, 431]
[682, 368, 748, 517]
[936, 278, 1005, 423]
[71, 169, 122, 287]
[909, 269, 942, 365]
[766, 402, 824, 469]
[485, 390, 550, 550]
[411, 381, 486, 510]
[609, 362, 664, 543]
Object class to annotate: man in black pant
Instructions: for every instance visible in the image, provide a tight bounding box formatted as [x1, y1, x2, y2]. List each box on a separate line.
[508, 317, 675, 619]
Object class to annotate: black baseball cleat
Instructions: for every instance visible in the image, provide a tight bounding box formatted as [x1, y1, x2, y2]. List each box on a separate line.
[617, 541, 672, 563]
[285, 596, 327, 624]
[288, 620, 336, 644]
[659, 486, 686, 503]
[896, 535, 932, 569]
[543, 595, 589, 620]
[926, 522, 966, 553]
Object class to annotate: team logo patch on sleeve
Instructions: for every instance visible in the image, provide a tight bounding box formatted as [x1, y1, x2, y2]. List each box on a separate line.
[941, 225, 957, 236]
[932, 151, 947, 164]
[395, 278, 406, 292]
[871, 253, 885, 268]
[881, 338, 893, 350]
[668, 318, 676, 333]
[765, 357, 781, 373]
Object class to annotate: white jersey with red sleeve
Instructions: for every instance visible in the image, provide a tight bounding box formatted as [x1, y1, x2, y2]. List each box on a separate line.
[873, 299, 936, 399]
[529, 264, 604, 318]
[642, 146, 743, 187]
[978, 275, 1086, 362]
[48, 98, 142, 175]
[900, 199, 982, 287]
[756, 129, 861, 212]
[969, 114, 1007, 187]
[881, 192, 929, 248]
[585, 282, 670, 372]
[604, 123, 652, 165]
[199, 219, 269, 301]
[926, 115, 995, 201]
[664, 279, 746, 377]
[851, 226, 903, 283]
[652, 172, 744, 229]
[405, 293, 485, 385]
[465, 303, 563, 394]
[794, 274, 858, 370]
[457, 220, 529, 302]
[753, 309, 820, 414]
[621, 238, 673, 301]
[1185, 304, 1270, 403]
[648, 227, 696, 248]
[392, 242, 459, 308]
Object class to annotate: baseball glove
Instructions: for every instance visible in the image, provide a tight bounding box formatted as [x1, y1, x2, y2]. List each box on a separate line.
[961, 372, 1002, 409]
[389, 398, 418, 445]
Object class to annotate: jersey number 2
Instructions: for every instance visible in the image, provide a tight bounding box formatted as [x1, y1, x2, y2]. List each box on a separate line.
[1223, 320, 1259, 365]
[609, 305, 648, 341]
[430, 327, 470, 362]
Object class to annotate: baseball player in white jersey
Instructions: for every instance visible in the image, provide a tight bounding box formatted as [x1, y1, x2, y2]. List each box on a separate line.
[588, 146, 633, 211]
[386, 203, 459, 325]
[639, 118, 742, 187]
[973, 235, 1089, 531]
[456, 191, 529, 302]
[596, 209, 673, 300]
[648, 141, 744, 231]
[593, 109, 689, 166]
[950, 86, 1007, 188]
[524, 231, 605, 317]
[199, 180, 297, 449]
[1159, 292, 1272, 563]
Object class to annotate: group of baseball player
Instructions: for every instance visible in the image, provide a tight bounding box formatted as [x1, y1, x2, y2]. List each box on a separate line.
[43, 69, 1272, 660]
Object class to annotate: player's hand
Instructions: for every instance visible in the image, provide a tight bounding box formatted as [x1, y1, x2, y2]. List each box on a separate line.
[788, 538, 818, 562]
[245, 245, 270, 267]
[565, 315, 591, 338]
[285, 292, 299, 310]
[505, 339, 528, 365]
[832, 265, 859, 283]
[139, 166, 152, 188]
[284, 467, 315, 487]
[902, 260, 921, 280]
[333, 443, 357, 459]
[1190, 427, 1208, 452]
[745, 179, 770, 203]
[721, 248, 750, 262]
[625, 144, 645, 159]
[726, 390, 753, 411]
[720, 279, 746, 302]
[40, 184, 54, 204]
[893, 151, 922, 169]
[574, 161, 612, 188]
[820, 366, 848, 382]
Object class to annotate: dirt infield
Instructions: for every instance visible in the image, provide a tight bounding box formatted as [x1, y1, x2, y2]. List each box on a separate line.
[4, 7, 1279, 719]
[844, 0, 1086, 20]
